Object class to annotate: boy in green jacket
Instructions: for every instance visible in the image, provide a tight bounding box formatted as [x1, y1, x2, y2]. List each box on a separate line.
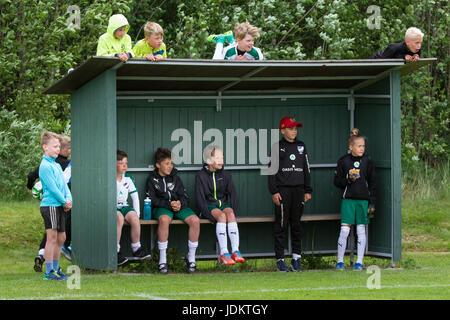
[96, 14, 134, 62]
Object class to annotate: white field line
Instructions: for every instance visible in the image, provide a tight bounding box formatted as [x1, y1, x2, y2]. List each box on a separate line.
[3, 283, 449, 300]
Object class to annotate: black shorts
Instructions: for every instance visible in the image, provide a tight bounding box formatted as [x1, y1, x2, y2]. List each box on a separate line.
[40, 206, 66, 232]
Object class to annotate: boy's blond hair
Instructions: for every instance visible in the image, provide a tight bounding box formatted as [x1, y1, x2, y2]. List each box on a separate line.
[234, 21, 260, 40]
[59, 135, 71, 150]
[405, 27, 424, 40]
[40, 131, 60, 147]
[144, 21, 164, 37]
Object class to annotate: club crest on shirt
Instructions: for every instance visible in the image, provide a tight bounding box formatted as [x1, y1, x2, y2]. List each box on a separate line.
[297, 146, 304, 154]
[167, 182, 175, 191]
[354, 161, 360, 168]
[290, 154, 296, 160]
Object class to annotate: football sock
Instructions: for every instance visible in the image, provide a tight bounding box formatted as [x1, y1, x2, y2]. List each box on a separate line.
[227, 222, 239, 253]
[38, 248, 45, 256]
[131, 241, 141, 253]
[292, 253, 301, 260]
[356, 225, 366, 264]
[52, 259, 59, 271]
[187, 240, 198, 263]
[216, 222, 228, 255]
[45, 262, 53, 274]
[337, 225, 350, 263]
[158, 241, 168, 264]
[117, 244, 120, 253]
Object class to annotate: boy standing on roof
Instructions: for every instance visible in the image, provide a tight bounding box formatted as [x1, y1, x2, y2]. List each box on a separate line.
[96, 14, 134, 62]
[268, 117, 312, 272]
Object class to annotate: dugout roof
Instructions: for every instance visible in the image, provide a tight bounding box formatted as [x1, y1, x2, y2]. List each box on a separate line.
[44, 56, 435, 95]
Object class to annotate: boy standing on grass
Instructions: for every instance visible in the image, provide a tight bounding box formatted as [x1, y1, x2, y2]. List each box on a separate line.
[39, 131, 72, 280]
[334, 129, 376, 271]
[195, 146, 245, 265]
[133, 21, 167, 61]
[145, 148, 200, 274]
[116, 150, 151, 266]
[96, 14, 134, 62]
[268, 116, 312, 272]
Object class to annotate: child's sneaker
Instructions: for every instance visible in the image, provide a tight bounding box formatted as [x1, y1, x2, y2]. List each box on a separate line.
[223, 30, 234, 44]
[207, 34, 225, 44]
[117, 252, 128, 266]
[34, 255, 44, 272]
[276, 259, 290, 272]
[61, 244, 72, 261]
[43, 270, 62, 280]
[132, 247, 151, 260]
[159, 263, 169, 275]
[291, 258, 302, 272]
[231, 251, 245, 263]
[219, 253, 235, 265]
[185, 257, 196, 274]
[353, 263, 364, 271]
[56, 267, 68, 280]
[335, 262, 345, 270]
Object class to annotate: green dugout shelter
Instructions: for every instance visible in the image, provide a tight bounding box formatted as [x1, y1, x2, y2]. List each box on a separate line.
[44, 56, 434, 271]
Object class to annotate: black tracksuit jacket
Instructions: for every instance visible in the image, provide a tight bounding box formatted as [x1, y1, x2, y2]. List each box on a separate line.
[195, 164, 238, 223]
[371, 41, 421, 59]
[334, 153, 376, 205]
[268, 138, 313, 195]
[145, 168, 190, 211]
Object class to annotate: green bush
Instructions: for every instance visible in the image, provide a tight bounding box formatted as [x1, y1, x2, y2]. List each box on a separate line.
[0, 109, 43, 200]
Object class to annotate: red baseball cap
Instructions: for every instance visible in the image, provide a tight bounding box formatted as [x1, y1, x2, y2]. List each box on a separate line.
[279, 116, 303, 129]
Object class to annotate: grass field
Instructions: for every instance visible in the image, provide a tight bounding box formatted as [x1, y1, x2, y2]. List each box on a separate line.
[0, 171, 449, 300]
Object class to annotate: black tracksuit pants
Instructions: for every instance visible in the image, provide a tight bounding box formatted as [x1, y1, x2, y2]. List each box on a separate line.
[274, 186, 304, 260]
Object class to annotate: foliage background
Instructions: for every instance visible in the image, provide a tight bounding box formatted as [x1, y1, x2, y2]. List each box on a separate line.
[0, 0, 448, 199]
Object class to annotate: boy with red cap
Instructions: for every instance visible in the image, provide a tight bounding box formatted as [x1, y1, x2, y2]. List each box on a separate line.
[268, 116, 312, 272]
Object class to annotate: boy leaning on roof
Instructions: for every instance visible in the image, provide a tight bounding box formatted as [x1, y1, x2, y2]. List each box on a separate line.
[96, 14, 134, 62]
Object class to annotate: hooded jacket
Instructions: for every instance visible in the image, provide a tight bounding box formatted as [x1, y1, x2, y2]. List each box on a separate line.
[195, 164, 238, 223]
[145, 168, 189, 211]
[96, 14, 134, 57]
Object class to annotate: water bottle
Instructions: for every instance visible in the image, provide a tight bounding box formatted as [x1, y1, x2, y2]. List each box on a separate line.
[143, 196, 152, 220]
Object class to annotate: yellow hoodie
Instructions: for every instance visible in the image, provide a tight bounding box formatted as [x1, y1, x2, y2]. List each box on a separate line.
[96, 14, 134, 57]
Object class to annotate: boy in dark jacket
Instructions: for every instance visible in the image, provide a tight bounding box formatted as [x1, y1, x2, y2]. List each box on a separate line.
[195, 146, 244, 265]
[268, 116, 312, 272]
[371, 27, 423, 61]
[334, 129, 376, 271]
[146, 148, 200, 274]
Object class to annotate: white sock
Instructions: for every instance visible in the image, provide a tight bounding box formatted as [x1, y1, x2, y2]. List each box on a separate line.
[227, 222, 240, 253]
[292, 253, 301, 260]
[216, 222, 228, 255]
[187, 240, 198, 263]
[131, 241, 141, 253]
[39, 248, 45, 256]
[117, 244, 120, 253]
[337, 225, 350, 263]
[212, 42, 224, 59]
[356, 225, 367, 264]
[158, 241, 168, 264]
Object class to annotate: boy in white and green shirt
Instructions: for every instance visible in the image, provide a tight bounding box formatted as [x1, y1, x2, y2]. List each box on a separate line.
[208, 21, 263, 61]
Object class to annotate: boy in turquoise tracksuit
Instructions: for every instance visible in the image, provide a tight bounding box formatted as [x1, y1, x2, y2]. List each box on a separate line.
[39, 131, 72, 280]
[96, 14, 134, 62]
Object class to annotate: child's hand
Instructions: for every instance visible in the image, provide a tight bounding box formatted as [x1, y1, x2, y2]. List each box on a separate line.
[272, 193, 282, 206]
[145, 53, 155, 61]
[154, 54, 164, 61]
[64, 200, 72, 211]
[236, 55, 248, 61]
[171, 200, 181, 212]
[118, 52, 129, 62]
[412, 54, 420, 61]
[368, 204, 375, 215]
[304, 193, 312, 202]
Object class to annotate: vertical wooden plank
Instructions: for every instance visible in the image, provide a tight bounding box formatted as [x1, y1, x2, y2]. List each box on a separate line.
[71, 69, 117, 270]
[390, 70, 402, 264]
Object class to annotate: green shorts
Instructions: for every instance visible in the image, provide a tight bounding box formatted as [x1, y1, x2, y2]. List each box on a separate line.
[153, 207, 197, 221]
[117, 206, 137, 217]
[208, 204, 231, 213]
[340, 199, 370, 225]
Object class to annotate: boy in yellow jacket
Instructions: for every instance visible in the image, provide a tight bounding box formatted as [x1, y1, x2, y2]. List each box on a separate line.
[133, 22, 167, 61]
[96, 14, 134, 62]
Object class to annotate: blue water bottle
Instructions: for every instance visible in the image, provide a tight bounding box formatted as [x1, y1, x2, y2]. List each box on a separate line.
[143, 196, 152, 220]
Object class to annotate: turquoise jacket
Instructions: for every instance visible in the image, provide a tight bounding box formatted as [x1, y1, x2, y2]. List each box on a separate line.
[39, 155, 72, 207]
